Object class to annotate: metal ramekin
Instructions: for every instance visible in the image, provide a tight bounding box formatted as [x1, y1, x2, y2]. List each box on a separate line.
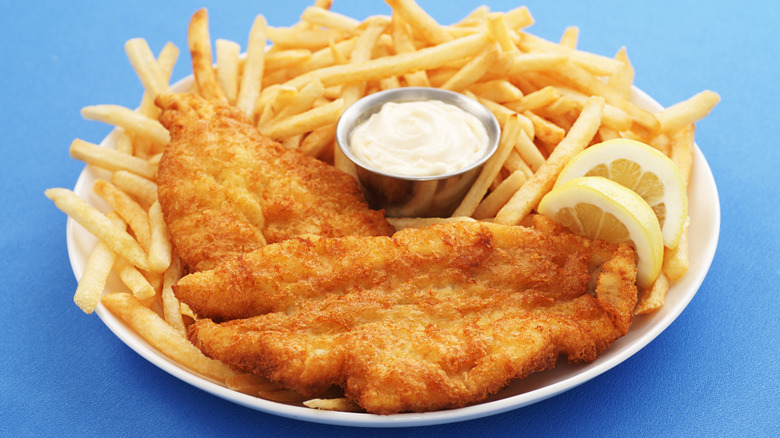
[336, 87, 500, 217]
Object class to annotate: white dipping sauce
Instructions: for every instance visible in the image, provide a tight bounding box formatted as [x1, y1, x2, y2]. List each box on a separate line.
[349, 100, 489, 177]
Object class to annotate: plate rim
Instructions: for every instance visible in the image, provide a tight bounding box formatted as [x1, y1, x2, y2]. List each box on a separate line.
[65, 79, 720, 428]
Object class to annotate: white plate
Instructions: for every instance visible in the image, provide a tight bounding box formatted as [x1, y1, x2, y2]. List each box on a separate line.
[66, 78, 720, 427]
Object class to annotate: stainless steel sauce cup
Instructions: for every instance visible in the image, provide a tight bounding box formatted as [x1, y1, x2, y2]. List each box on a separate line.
[336, 87, 501, 217]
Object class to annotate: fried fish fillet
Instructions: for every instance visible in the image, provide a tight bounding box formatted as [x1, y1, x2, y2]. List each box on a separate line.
[156, 93, 394, 272]
[184, 217, 638, 414]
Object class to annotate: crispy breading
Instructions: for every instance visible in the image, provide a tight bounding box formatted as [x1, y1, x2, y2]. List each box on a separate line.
[184, 217, 638, 414]
[155, 93, 394, 272]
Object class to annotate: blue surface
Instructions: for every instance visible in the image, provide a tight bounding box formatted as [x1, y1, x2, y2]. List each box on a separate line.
[3, 1, 778, 436]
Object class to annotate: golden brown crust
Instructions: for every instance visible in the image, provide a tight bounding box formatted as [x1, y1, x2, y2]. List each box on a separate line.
[155, 93, 394, 272]
[185, 220, 638, 414]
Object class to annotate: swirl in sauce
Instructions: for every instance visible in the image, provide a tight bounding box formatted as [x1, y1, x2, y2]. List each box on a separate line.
[349, 100, 489, 177]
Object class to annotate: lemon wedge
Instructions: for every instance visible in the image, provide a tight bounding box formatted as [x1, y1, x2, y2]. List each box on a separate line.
[538, 176, 664, 288]
[555, 138, 688, 249]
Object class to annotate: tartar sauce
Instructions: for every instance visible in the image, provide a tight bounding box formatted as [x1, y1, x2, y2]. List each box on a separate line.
[349, 100, 489, 177]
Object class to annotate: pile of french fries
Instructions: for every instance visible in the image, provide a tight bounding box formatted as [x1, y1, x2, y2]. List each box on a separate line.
[46, 0, 719, 412]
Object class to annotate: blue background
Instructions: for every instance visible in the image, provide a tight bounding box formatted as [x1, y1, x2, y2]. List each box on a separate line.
[2, 1, 778, 436]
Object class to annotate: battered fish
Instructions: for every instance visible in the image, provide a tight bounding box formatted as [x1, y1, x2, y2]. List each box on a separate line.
[156, 93, 394, 272]
[184, 217, 638, 414]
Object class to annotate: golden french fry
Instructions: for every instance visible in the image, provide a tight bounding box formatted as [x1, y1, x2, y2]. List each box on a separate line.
[301, 6, 361, 33]
[467, 80, 523, 103]
[286, 32, 490, 89]
[495, 96, 605, 225]
[507, 85, 561, 112]
[81, 105, 170, 149]
[138, 42, 180, 118]
[608, 46, 634, 99]
[46, 188, 149, 271]
[188, 8, 227, 101]
[101, 293, 236, 381]
[147, 201, 172, 273]
[504, 150, 534, 179]
[73, 212, 125, 313]
[559, 26, 579, 49]
[70, 139, 156, 180]
[304, 398, 363, 412]
[124, 38, 172, 98]
[161, 253, 185, 336]
[261, 98, 344, 140]
[504, 6, 534, 29]
[264, 49, 312, 70]
[512, 125, 547, 171]
[111, 170, 158, 208]
[519, 32, 623, 76]
[114, 255, 156, 301]
[93, 179, 152, 251]
[635, 272, 669, 315]
[670, 124, 696, 187]
[391, 12, 431, 87]
[441, 43, 500, 91]
[236, 14, 268, 117]
[452, 114, 522, 217]
[300, 123, 337, 157]
[473, 170, 527, 219]
[663, 221, 690, 282]
[267, 25, 345, 50]
[487, 12, 519, 53]
[216, 39, 241, 104]
[269, 78, 325, 123]
[386, 0, 452, 45]
[657, 90, 720, 133]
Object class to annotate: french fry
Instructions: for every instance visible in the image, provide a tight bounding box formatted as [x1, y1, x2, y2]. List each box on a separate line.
[93, 179, 152, 251]
[635, 272, 670, 315]
[264, 49, 312, 70]
[101, 293, 236, 381]
[386, 0, 452, 45]
[124, 38, 172, 98]
[504, 6, 534, 30]
[215, 39, 241, 104]
[111, 170, 158, 208]
[114, 256, 156, 301]
[608, 46, 634, 99]
[304, 398, 363, 412]
[286, 32, 491, 89]
[80, 105, 170, 149]
[236, 15, 268, 117]
[147, 201, 172, 273]
[670, 124, 696, 187]
[261, 98, 344, 140]
[656, 90, 720, 133]
[441, 43, 500, 91]
[300, 123, 337, 157]
[73, 212, 124, 313]
[391, 12, 431, 87]
[188, 9, 227, 101]
[268, 78, 325, 123]
[138, 42, 180, 118]
[161, 253, 185, 336]
[70, 139, 156, 180]
[507, 85, 561, 112]
[267, 26, 345, 50]
[46, 188, 149, 271]
[504, 150, 534, 179]
[663, 221, 690, 282]
[495, 96, 604, 225]
[512, 126, 547, 171]
[472, 170, 527, 219]
[452, 113, 522, 217]
[487, 12, 520, 53]
[301, 6, 361, 33]
[467, 80, 523, 103]
[559, 26, 579, 49]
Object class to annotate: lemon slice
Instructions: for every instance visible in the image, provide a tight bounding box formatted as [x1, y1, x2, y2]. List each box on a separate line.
[556, 138, 688, 249]
[538, 176, 664, 288]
